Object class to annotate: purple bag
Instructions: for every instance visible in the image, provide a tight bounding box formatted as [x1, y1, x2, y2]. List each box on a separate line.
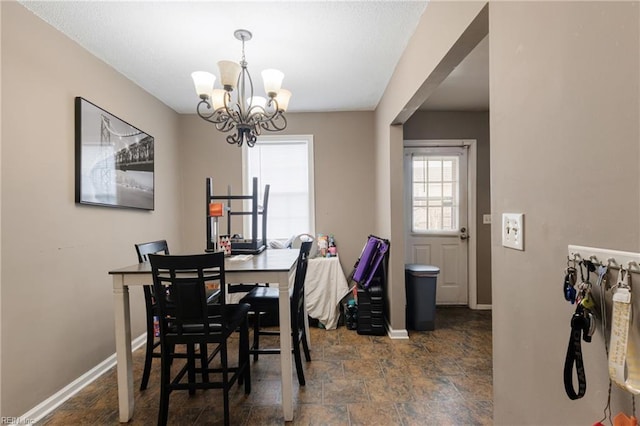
[353, 236, 389, 288]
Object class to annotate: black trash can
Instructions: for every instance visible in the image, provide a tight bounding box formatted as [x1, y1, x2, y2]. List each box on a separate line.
[405, 264, 440, 331]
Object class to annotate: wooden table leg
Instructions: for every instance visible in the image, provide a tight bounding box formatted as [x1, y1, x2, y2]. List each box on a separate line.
[113, 276, 134, 422]
[278, 270, 294, 422]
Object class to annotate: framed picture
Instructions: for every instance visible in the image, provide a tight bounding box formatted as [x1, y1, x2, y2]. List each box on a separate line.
[75, 97, 154, 210]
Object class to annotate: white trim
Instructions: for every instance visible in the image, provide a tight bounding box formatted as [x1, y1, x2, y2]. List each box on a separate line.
[475, 304, 492, 310]
[21, 333, 147, 424]
[402, 139, 478, 309]
[242, 134, 316, 237]
[386, 321, 410, 339]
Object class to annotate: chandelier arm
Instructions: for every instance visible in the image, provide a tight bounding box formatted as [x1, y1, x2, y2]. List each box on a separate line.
[243, 126, 258, 147]
[196, 99, 230, 125]
[247, 105, 269, 121]
[216, 119, 236, 133]
[226, 132, 242, 146]
[221, 90, 236, 123]
[266, 97, 281, 115]
[260, 113, 287, 132]
[229, 107, 244, 126]
[249, 106, 281, 125]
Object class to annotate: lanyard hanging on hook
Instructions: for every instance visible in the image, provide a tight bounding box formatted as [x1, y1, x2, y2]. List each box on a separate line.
[564, 259, 597, 400]
[609, 267, 640, 395]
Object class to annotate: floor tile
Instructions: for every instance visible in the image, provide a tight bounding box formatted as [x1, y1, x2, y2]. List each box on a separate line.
[322, 379, 370, 404]
[37, 307, 493, 425]
[347, 402, 401, 425]
[293, 404, 349, 425]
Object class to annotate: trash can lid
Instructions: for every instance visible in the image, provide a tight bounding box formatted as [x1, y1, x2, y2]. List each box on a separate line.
[405, 264, 440, 276]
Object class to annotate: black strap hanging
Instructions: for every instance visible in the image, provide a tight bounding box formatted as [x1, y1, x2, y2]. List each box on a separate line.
[564, 305, 591, 399]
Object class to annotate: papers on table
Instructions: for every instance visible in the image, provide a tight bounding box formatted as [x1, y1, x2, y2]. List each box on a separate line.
[229, 254, 253, 262]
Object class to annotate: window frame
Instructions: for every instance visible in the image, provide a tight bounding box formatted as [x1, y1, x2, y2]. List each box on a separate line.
[241, 134, 316, 241]
[404, 146, 467, 237]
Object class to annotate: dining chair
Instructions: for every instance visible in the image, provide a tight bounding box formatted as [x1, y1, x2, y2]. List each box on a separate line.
[239, 241, 312, 385]
[149, 252, 251, 426]
[135, 240, 170, 391]
[135, 240, 221, 391]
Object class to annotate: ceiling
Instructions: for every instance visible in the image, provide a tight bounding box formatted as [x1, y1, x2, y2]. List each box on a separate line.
[19, 1, 489, 115]
[421, 35, 489, 111]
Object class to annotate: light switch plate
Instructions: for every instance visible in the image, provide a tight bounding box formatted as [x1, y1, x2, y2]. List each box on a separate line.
[483, 214, 492, 225]
[502, 213, 524, 250]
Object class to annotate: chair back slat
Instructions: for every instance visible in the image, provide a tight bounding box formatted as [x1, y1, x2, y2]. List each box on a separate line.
[135, 240, 170, 263]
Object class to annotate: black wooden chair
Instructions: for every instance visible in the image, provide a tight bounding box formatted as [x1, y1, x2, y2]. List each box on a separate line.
[135, 240, 170, 391]
[135, 240, 220, 391]
[149, 252, 251, 426]
[239, 241, 312, 385]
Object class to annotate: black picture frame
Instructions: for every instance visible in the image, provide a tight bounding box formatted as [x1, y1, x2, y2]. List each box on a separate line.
[75, 97, 154, 210]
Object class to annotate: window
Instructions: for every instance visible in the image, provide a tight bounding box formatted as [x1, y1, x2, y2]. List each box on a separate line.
[410, 153, 460, 233]
[243, 135, 315, 240]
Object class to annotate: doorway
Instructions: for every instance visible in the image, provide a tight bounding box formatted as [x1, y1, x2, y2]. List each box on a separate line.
[403, 140, 478, 306]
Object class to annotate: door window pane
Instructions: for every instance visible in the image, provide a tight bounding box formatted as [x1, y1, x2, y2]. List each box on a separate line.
[411, 154, 459, 232]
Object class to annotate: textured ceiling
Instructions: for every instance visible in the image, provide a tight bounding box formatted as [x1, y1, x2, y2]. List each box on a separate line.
[19, 1, 431, 114]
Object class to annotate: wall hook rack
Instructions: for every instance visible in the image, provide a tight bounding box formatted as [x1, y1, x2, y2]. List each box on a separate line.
[568, 245, 640, 273]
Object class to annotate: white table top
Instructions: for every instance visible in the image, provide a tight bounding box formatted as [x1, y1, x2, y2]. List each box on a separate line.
[109, 249, 299, 276]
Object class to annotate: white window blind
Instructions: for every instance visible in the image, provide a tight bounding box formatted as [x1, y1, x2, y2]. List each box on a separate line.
[243, 135, 315, 240]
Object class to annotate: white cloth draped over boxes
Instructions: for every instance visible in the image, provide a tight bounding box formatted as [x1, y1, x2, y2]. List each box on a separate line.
[227, 254, 350, 329]
[304, 257, 350, 329]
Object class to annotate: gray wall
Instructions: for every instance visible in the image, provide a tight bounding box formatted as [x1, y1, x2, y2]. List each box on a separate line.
[374, 0, 488, 331]
[178, 111, 376, 273]
[404, 110, 491, 305]
[377, 0, 639, 423]
[490, 2, 639, 424]
[1, 3, 183, 415]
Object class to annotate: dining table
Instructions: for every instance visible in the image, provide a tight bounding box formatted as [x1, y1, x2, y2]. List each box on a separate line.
[108, 248, 301, 423]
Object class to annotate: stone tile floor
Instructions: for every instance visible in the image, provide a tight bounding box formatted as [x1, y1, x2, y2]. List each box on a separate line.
[39, 307, 492, 425]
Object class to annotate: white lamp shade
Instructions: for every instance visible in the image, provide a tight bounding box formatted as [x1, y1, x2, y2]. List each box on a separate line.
[262, 69, 284, 97]
[248, 96, 267, 109]
[211, 89, 227, 110]
[191, 71, 216, 98]
[274, 89, 291, 112]
[217, 61, 241, 89]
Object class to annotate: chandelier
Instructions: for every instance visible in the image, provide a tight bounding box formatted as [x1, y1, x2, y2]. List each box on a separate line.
[191, 29, 291, 147]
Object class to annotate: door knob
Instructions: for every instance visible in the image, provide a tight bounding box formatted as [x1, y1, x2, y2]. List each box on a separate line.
[460, 227, 470, 240]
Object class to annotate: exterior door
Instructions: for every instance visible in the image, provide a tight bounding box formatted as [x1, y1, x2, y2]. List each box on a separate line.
[404, 146, 469, 305]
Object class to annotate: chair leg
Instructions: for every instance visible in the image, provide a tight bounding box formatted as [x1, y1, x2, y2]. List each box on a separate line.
[221, 340, 230, 426]
[239, 317, 251, 394]
[140, 329, 155, 391]
[252, 313, 261, 362]
[200, 343, 209, 383]
[301, 327, 311, 362]
[292, 331, 306, 386]
[158, 354, 171, 426]
[186, 344, 196, 396]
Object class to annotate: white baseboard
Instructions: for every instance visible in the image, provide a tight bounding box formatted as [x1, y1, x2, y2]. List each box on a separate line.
[21, 333, 147, 424]
[386, 320, 409, 339]
[475, 304, 492, 310]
